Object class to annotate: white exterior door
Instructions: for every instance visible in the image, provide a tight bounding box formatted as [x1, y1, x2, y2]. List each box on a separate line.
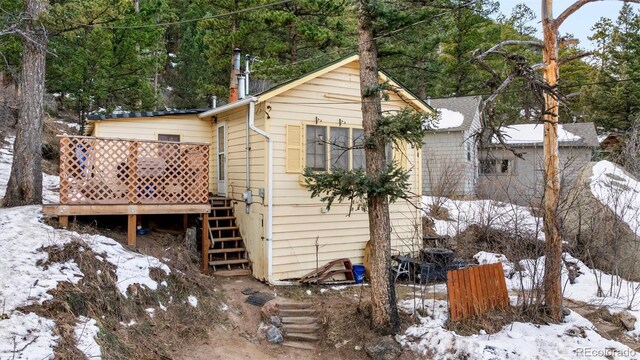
[216, 122, 227, 196]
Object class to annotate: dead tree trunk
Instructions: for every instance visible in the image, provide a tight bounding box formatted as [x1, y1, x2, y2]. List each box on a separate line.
[3, 0, 48, 207]
[541, 0, 563, 322]
[357, 0, 399, 334]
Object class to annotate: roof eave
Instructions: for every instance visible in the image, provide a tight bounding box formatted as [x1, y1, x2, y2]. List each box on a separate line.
[198, 96, 259, 119]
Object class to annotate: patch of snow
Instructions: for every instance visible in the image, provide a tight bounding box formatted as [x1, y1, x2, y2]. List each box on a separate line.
[492, 123, 581, 144]
[168, 53, 177, 58]
[589, 160, 640, 236]
[0, 206, 84, 313]
[0, 312, 58, 359]
[187, 295, 198, 307]
[320, 288, 328, 294]
[398, 299, 636, 359]
[475, 251, 640, 337]
[74, 316, 101, 359]
[119, 320, 136, 328]
[83, 234, 170, 297]
[54, 120, 81, 131]
[423, 196, 543, 240]
[0, 137, 59, 204]
[220, 303, 229, 312]
[598, 134, 609, 144]
[331, 285, 348, 291]
[160, 280, 168, 287]
[145, 308, 155, 318]
[159, 302, 167, 311]
[433, 108, 464, 129]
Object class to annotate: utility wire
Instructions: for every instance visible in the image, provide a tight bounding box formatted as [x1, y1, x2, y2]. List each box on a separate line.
[81, 0, 294, 29]
[264, 77, 640, 105]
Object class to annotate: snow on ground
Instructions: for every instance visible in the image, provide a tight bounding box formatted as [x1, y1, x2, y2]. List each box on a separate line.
[0, 137, 170, 358]
[433, 108, 465, 129]
[0, 136, 59, 204]
[75, 316, 101, 359]
[589, 160, 640, 236]
[54, 120, 81, 131]
[493, 123, 581, 144]
[397, 299, 636, 359]
[188, 295, 198, 307]
[0, 313, 58, 360]
[423, 196, 543, 240]
[476, 251, 640, 338]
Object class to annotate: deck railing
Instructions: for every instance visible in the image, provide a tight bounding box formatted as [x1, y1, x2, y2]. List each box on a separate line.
[59, 136, 209, 205]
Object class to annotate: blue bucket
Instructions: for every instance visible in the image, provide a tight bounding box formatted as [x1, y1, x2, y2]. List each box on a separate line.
[352, 264, 366, 284]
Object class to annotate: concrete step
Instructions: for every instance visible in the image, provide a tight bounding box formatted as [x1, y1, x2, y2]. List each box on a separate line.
[286, 332, 320, 342]
[281, 316, 318, 325]
[279, 302, 313, 310]
[282, 324, 320, 333]
[282, 341, 317, 350]
[280, 309, 317, 317]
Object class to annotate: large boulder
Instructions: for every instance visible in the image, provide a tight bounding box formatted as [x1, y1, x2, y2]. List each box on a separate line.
[365, 336, 402, 360]
[563, 161, 640, 280]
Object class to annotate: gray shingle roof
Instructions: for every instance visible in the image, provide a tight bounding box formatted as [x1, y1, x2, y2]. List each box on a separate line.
[427, 95, 482, 132]
[561, 122, 599, 147]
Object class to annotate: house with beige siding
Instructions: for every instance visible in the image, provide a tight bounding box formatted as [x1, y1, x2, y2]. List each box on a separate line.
[84, 55, 430, 283]
[422, 96, 482, 197]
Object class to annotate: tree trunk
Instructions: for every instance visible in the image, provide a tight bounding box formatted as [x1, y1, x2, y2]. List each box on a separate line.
[541, 0, 563, 322]
[3, 0, 48, 207]
[357, 0, 399, 334]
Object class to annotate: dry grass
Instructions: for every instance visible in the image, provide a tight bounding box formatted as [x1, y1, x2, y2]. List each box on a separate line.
[23, 237, 226, 359]
[445, 306, 555, 336]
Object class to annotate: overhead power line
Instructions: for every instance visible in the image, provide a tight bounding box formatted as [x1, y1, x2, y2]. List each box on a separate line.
[85, 0, 294, 30]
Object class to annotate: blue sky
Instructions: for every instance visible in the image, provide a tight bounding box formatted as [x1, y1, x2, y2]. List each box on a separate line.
[497, 1, 640, 49]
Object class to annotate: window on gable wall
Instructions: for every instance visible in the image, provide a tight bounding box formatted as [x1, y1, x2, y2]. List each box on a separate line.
[305, 125, 327, 171]
[287, 124, 407, 174]
[330, 127, 349, 170]
[352, 128, 365, 170]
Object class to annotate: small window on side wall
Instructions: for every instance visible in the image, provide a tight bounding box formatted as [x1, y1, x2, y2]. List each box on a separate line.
[306, 125, 327, 171]
[480, 159, 496, 174]
[158, 134, 181, 142]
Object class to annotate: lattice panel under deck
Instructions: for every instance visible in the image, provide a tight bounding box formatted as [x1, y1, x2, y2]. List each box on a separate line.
[59, 136, 209, 205]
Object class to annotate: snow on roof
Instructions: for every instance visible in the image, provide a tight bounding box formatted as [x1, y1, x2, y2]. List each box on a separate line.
[590, 160, 640, 236]
[493, 123, 581, 144]
[433, 108, 465, 129]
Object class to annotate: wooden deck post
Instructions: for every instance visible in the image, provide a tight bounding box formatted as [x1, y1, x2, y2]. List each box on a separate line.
[128, 214, 137, 247]
[58, 216, 68, 229]
[202, 213, 209, 272]
[183, 214, 189, 231]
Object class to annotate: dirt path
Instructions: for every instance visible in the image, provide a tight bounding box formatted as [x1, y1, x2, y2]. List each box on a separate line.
[176, 276, 322, 360]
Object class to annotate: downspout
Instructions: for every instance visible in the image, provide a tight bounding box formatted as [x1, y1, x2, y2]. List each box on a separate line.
[247, 98, 288, 284]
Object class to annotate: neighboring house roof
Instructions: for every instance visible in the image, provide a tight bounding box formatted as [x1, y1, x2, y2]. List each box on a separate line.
[426, 95, 482, 132]
[489, 122, 599, 147]
[198, 54, 434, 119]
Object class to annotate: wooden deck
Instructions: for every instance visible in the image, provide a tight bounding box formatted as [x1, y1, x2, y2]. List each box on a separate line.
[44, 135, 211, 248]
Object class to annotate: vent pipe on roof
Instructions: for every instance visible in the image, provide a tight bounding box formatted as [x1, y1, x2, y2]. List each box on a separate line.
[427, 97, 431, 106]
[237, 74, 246, 100]
[244, 54, 251, 96]
[211, 95, 217, 109]
[229, 48, 242, 103]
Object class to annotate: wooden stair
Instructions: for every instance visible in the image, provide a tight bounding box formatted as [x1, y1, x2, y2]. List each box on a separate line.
[279, 302, 321, 350]
[205, 197, 251, 276]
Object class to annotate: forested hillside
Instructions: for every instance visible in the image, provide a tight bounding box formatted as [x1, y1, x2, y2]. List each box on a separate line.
[0, 0, 638, 131]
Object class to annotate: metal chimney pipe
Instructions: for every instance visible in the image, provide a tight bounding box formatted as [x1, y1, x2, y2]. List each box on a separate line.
[237, 74, 246, 100]
[211, 95, 217, 108]
[233, 48, 241, 71]
[245, 54, 251, 95]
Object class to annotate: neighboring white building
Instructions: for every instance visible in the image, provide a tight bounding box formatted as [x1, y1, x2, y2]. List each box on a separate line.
[422, 96, 482, 197]
[479, 122, 599, 205]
